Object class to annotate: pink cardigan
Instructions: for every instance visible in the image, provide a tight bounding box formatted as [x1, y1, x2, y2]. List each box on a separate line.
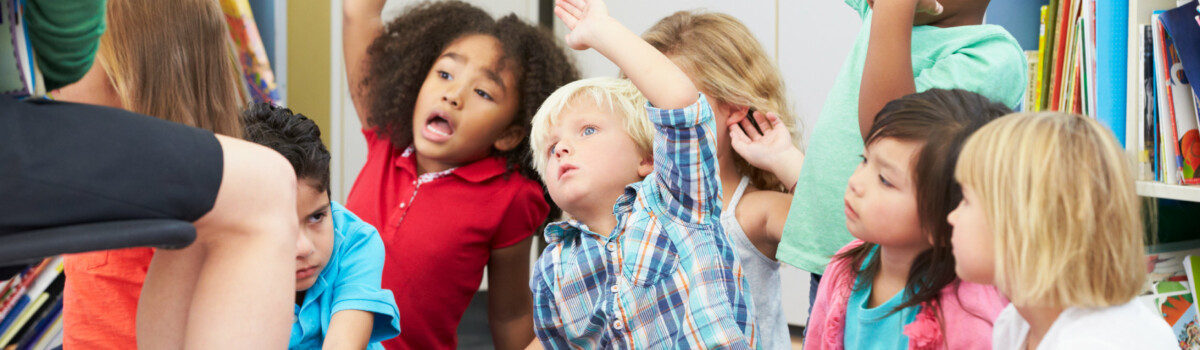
[804, 240, 1008, 350]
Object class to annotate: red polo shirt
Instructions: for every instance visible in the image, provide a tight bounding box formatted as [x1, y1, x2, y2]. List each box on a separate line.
[345, 129, 548, 350]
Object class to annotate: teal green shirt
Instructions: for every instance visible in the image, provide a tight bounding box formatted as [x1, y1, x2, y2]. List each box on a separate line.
[843, 246, 920, 350]
[777, 0, 1027, 274]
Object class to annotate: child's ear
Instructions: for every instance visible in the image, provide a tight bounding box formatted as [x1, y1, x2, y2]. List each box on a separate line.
[724, 105, 751, 127]
[637, 154, 654, 177]
[493, 125, 526, 152]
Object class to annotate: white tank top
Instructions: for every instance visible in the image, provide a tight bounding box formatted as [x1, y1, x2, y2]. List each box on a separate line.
[720, 176, 788, 349]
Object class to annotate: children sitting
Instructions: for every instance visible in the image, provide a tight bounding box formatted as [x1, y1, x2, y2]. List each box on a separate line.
[241, 103, 401, 349]
[950, 112, 1175, 349]
[526, 0, 756, 347]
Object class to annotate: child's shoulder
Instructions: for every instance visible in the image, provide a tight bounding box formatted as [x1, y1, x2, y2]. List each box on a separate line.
[331, 201, 384, 251]
[918, 24, 1022, 54]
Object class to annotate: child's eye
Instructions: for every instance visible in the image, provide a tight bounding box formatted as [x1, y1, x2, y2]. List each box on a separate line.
[438, 71, 451, 80]
[859, 154, 867, 164]
[879, 174, 893, 187]
[547, 143, 557, 156]
[475, 89, 493, 101]
[582, 126, 596, 136]
[307, 212, 326, 224]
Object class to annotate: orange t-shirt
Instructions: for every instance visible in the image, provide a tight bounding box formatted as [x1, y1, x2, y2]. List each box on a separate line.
[62, 247, 153, 349]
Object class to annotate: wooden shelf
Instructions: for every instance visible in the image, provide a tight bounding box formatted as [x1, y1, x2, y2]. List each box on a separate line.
[1136, 181, 1200, 202]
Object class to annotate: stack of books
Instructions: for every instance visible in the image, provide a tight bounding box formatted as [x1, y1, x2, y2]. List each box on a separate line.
[0, 257, 64, 350]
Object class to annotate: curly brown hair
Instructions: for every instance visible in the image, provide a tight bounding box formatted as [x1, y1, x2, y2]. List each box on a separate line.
[363, 1, 579, 185]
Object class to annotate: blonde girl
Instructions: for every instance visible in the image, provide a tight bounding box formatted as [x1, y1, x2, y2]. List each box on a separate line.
[950, 112, 1175, 349]
[642, 12, 800, 347]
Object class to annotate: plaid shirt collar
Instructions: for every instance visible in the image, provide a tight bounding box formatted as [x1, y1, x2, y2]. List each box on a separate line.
[543, 183, 641, 244]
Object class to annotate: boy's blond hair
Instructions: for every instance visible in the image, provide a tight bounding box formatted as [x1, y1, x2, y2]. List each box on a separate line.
[643, 11, 798, 191]
[529, 77, 652, 179]
[955, 112, 1145, 308]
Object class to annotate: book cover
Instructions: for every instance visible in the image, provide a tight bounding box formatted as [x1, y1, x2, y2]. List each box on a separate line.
[219, 0, 280, 104]
[1160, 1, 1200, 103]
[1155, 13, 1200, 185]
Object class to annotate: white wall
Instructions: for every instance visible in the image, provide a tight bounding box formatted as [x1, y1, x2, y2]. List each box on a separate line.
[329, 0, 864, 328]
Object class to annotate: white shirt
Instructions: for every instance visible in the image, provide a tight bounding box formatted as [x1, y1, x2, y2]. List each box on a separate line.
[992, 299, 1177, 349]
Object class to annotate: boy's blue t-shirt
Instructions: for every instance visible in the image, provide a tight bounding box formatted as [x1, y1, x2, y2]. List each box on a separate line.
[843, 246, 920, 350]
[777, 0, 1028, 274]
[290, 201, 401, 350]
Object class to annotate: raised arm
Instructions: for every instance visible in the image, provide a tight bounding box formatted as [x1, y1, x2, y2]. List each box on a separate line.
[554, 0, 697, 109]
[343, 0, 386, 128]
[857, 0, 942, 139]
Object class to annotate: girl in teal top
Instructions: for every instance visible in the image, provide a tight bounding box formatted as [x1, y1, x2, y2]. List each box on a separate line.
[777, 0, 1028, 309]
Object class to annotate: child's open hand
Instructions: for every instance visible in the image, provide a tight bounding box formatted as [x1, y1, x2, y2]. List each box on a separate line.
[554, 0, 612, 51]
[730, 110, 803, 184]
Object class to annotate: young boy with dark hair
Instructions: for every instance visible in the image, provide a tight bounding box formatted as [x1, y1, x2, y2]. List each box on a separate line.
[241, 102, 400, 350]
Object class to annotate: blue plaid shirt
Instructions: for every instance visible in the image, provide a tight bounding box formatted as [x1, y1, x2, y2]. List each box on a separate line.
[531, 95, 757, 349]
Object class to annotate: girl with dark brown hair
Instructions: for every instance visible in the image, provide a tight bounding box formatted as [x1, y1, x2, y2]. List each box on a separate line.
[805, 89, 1011, 350]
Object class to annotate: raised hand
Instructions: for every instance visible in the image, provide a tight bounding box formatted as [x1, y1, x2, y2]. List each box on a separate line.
[730, 110, 804, 188]
[554, 0, 611, 51]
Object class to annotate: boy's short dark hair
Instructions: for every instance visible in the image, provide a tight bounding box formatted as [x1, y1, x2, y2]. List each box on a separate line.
[241, 102, 331, 193]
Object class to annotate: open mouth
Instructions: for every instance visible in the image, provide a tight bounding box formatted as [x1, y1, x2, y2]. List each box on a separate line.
[422, 112, 455, 141]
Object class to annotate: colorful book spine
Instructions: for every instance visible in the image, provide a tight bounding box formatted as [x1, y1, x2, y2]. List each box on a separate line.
[1035, 5, 1050, 112]
[1040, 0, 1062, 111]
[1096, 0, 1129, 146]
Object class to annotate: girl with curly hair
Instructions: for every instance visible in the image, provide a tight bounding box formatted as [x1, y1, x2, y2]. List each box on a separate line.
[342, 1, 578, 349]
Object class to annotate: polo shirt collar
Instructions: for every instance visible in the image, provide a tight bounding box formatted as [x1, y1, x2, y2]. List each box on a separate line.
[393, 146, 510, 184]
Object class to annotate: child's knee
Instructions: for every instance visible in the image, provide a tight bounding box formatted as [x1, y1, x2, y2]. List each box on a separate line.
[199, 137, 299, 242]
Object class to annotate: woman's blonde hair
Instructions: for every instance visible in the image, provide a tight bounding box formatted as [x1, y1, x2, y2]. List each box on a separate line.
[955, 112, 1145, 307]
[99, 0, 244, 137]
[529, 77, 651, 179]
[642, 11, 797, 191]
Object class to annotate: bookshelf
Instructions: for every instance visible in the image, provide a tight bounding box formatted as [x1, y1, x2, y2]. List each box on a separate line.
[1137, 181, 1200, 202]
[1124, 0, 1200, 204]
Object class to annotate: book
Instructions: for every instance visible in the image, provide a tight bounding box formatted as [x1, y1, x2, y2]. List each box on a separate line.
[1051, 0, 1081, 111]
[1025, 50, 1040, 111]
[0, 292, 46, 346]
[1034, 5, 1050, 112]
[1082, 0, 1099, 118]
[11, 294, 60, 350]
[1041, 0, 1062, 111]
[1096, 0, 1129, 145]
[1153, 14, 1182, 185]
[219, 0, 280, 104]
[1144, 24, 1162, 181]
[1161, 1, 1200, 184]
